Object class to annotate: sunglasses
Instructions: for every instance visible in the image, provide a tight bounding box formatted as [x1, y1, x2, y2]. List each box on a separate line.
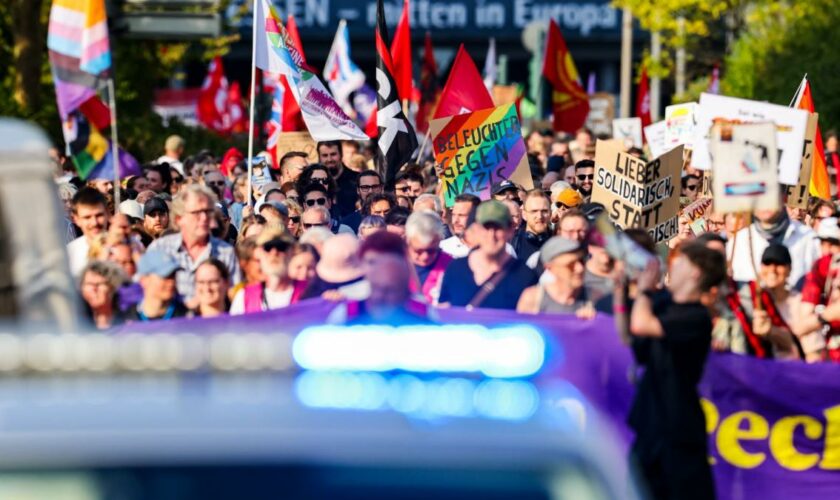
[554, 202, 570, 210]
[262, 239, 291, 253]
[684, 184, 699, 192]
[303, 222, 327, 229]
[207, 181, 225, 187]
[576, 174, 594, 181]
[311, 178, 329, 185]
[289, 216, 301, 223]
[172, 176, 184, 183]
[305, 197, 328, 207]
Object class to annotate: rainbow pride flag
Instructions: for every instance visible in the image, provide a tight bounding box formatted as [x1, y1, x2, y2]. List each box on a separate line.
[63, 111, 109, 179]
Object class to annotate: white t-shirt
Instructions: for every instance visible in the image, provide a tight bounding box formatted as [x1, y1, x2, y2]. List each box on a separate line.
[439, 236, 517, 259]
[67, 236, 90, 277]
[156, 155, 184, 176]
[230, 285, 294, 315]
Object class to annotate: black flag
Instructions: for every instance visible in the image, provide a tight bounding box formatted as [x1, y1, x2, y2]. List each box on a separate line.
[375, 0, 418, 188]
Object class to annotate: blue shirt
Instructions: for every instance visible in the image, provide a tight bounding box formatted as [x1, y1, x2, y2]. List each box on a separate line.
[147, 233, 241, 300]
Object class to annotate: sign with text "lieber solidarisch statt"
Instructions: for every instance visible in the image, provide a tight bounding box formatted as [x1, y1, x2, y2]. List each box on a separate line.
[431, 103, 534, 207]
[592, 140, 683, 243]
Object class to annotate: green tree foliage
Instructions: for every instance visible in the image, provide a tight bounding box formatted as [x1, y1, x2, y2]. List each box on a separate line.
[723, 0, 840, 129]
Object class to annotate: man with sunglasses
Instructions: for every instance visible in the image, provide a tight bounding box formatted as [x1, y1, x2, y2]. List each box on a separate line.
[517, 237, 592, 315]
[438, 200, 537, 310]
[301, 183, 354, 235]
[230, 228, 306, 315]
[340, 171, 384, 233]
[203, 170, 227, 201]
[317, 141, 359, 218]
[511, 190, 553, 262]
[574, 160, 595, 201]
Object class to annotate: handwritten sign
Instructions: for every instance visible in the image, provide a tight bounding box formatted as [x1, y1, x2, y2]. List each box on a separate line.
[586, 92, 615, 137]
[683, 197, 713, 224]
[431, 104, 534, 207]
[612, 117, 643, 148]
[644, 120, 668, 158]
[785, 113, 818, 209]
[592, 139, 683, 243]
[691, 93, 809, 185]
[710, 122, 780, 214]
[276, 131, 319, 163]
[665, 102, 697, 150]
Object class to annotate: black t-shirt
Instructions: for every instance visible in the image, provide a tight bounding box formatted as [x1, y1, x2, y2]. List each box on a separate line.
[341, 210, 363, 233]
[334, 167, 359, 218]
[125, 300, 190, 322]
[510, 228, 551, 263]
[438, 255, 538, 310]
[628, 294, 712, 454]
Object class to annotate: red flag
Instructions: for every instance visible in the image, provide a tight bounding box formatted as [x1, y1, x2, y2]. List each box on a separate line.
[78, 95, 111, 130]
[542, 19, 589, 133]
[635, 64, 652, 129]
[390, 0, 413, 103]
[793, 78, 832, 199]
[365, 106, 378, 138]
[416, 31, 439, 133]
[228, 81, 247, 134]
[434, 45, 494, 119]
[197, 56, 231, 134]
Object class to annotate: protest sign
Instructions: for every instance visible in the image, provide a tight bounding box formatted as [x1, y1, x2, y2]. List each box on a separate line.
[276, 131, 319, 163]
[592, 139, 683, 243]
[644, 120, 667, 158]
[665, 102, 697, 150]
[785, 113, 819, 209]
[612, 117, 643, 148]
[691, 93, 809, 185]
[586, 92, 615, 137]
[711, 122, 780, 213]
[430, 104, 534, 207]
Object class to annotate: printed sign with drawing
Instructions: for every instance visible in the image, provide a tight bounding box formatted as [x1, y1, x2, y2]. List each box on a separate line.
[644, 120, 668, 159]
[665, 102, 697, 150]
[785, 113, 818, 209]
[276, 131, 319, 163]
[691, 93, 808, 185]
[592, 139, 684, 243]
[710, 122, 780, 214]
[613, 117, 643, 148]
[430, 103, 534, 207]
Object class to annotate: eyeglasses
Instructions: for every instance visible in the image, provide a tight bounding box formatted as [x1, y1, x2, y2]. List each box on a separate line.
[305, 197, 328, 207]
[359, 184, 382, 192]
[303, 222, 327, 229]
[289, 216, 301, 223]
[576, 174, 594, 181]
[262, 239, 291, 253]
[187, 208, 215, 218]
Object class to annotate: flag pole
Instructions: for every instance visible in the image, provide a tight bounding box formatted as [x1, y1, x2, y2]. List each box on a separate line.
[246, 0, 259, 208]
[789, 73, 808, 107]
[107, 78, 120, 212]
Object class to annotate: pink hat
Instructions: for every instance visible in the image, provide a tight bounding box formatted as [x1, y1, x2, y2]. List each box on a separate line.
[316, 234, 364, 283]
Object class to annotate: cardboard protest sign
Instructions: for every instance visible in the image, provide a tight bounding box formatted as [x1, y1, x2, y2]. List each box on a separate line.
[785, 113, 819, 209]
[644, 120, 668, 158]
[710, 122, 780, 214]
[431, 104, 534, 207]
[691, 93, 809, 185]
[612, 118, 643, 148]
[592, 139, 684, 243]
[586, 92, 615, 137]
[276, 131, 318, 163]
[665, 102, 697, 150]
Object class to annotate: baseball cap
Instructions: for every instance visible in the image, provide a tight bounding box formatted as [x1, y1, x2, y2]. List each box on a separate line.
[256, 200, 289, 218]
[119, 200, 143, 221]
[816, 217, 840, 242]
[761, 244, 792, 266]
[555, 188, 583, 208]
[492, 180, 518, 196]
[580, 202, 606, 222]
[476, 200, 512, 228]
[540, 237, 584, 265]
[137, 250, 180, 277]
[143, 197, 169, 216]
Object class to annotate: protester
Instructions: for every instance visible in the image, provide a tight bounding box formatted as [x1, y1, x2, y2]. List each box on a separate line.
[284, 199, 303, 237]
[256, 200, 289, 225]
[147, 185, 240, 301]
[192, 258, 231, 318]
[157, 135, 185, 175]
[555, 209, 589, 242]
[126, 250, 189, 322]
[626, 242, 726, 500]
[440, 193, 481, 257]
[301, 183, 354, 234]
[144, 164, 172, 194]
[799, 250, 840, 362]
[412, 193, 442, 217]
[438, 200, 537, 309]
[574, 160, 595, 201]
[341, 170, 384, 232]
[202, 169, 227, 201]
[405, 211, 452, 304]
[80, 260, 127, 330]
[585, 238, 616, 304]
[238, 214, 267, 242]
[511, 190, 552, 261]
[552, 187, 583, 223]
[681, 173, 702, 202]
[67, 187, 110, 276]
[491, 180, 520, 204]
[317, 141, 358, 217]
[288, 243, 319, 282]
[233, 236, 263, 297]
[358, 215, 386, 240]
[385, 207, 411, 238]
[279, 151, 309, 184]
[300, 233, 367, 300]
[517, 237, 594, 316]
[815, 217, 840, 256]
[142, 197, 170, 240]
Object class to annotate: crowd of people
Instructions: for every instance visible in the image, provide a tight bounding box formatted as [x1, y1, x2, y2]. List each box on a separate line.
[56, 128, 840, 364]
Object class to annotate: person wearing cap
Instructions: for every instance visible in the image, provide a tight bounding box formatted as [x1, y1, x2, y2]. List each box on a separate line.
[517, 237, 594, 316]
[147, 185, 241, 302]
[574, 160, 595, 201]
[143, 197, 170, 240]
[126, 250, 189, 322]
[119, 200, 144, 224]
[438, 200, 537, 310]
[230, 227, 306, 315]
[256, 200, 289, 225]
[157, 135, 185, 176]
[491, 180, 520, 204]
[815, 217, 840, 257]
[300, 233, 369, 300]
[511, 190, 553, 262]
[551, 187, 582, 223]
[718, 244, 803, 360]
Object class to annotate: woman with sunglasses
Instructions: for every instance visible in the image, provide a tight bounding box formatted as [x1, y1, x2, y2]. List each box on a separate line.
[296, 164, 337, 201]
[681, 174, 702, 202]
[284, 199, 303, 237]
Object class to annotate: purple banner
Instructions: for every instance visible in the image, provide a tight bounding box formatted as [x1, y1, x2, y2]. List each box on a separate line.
[116, 299, 840, 499]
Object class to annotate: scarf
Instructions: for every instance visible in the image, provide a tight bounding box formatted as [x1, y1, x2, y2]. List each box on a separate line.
[753, 210, 790, 245]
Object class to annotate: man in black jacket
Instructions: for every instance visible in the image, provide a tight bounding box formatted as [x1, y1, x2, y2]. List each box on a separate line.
[511, 189, 552, 262]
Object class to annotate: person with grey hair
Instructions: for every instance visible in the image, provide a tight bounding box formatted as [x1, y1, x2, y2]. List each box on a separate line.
[147, 184, 240, 301]
[301, 205, 354, 235]
[412, 193, 442, 216]
[80, 260, 128, 330]
[56, 181, 79, 243]
[358, 215, 386, 240]
[405, 211, 452, 304]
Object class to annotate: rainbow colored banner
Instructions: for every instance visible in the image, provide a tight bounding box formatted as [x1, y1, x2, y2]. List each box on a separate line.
[430, 104, 534, 207]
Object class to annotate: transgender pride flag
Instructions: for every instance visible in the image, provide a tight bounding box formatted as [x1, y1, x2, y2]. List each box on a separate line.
[324, 20, 366, 115]
[254, 0, 367, 141]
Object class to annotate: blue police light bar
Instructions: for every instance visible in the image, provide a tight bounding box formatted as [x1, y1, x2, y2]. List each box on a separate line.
[292, 325, 546, 378]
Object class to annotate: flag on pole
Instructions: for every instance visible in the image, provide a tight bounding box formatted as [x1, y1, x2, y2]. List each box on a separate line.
[197, 57, 232, 134]
[635, 64, 652, 129]
[708, 64, 720, 95]
[434, 45, 494, 119]
[792, 77, 832, 199]
[281, 14, 306, 130]
[228, 81, 248, 134]
[254, 0, 367, 141]
[352, 84, 378, 127]
[390, 0, 414, 103]
[416, 31, 439, 134]
[324, 19, 366, 115]
[483, 38, 497, 92]
[542, 19, 589, 133]
[376, 0, 418, 185]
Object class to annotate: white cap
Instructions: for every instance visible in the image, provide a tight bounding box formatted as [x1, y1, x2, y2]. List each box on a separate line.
[119, 200, 143, 220]
[817, 217, 840, 242]
[549, 180, 572, 198]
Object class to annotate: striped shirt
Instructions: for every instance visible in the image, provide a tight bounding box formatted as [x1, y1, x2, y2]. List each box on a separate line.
[148, 233, 241, 301]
